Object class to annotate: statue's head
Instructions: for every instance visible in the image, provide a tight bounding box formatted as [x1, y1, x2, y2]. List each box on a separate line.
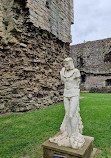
[63, 57, 74, 70]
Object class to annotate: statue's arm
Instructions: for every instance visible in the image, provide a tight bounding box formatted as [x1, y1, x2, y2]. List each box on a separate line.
[74, 69, 81, 85]
[60, 68, 64, 81]
[73, 69, 81, 79]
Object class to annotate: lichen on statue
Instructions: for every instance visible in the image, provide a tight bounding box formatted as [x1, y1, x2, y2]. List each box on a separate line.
[49, 57, 85, 149]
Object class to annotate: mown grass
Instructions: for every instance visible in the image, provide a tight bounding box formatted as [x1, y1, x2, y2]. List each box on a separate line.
[0, 93, 111, 158]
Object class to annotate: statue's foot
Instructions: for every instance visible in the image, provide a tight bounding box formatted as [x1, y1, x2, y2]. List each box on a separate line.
[49, 132, 85, 149]
[70, 133, 85, 149]
[49, 132, 70, 147]
[58, 136, 70, 147]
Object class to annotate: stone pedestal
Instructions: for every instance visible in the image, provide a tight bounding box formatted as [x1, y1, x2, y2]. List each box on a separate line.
[42, 135, 94, 158]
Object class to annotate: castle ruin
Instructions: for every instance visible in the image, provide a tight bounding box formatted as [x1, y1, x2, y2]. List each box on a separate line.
[0, 0, 74, 113]
[71, 38, 111, 93]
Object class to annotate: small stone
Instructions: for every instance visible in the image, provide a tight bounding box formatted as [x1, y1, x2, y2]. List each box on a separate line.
[20, 43, 27, 47]
[28, 94, 33, 98]
[8, 37, 18, 44]
[0, 104, 5, 110]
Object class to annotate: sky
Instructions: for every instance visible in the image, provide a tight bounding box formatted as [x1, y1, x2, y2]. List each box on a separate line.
[71, 0, 111, 45]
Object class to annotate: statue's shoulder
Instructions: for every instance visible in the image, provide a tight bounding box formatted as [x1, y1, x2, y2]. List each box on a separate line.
[73, 68, 81, 77]
[74, 68, 80, 73]
[60, 67, 65, 75]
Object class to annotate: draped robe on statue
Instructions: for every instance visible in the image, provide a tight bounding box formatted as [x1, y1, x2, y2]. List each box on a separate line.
[49, 62, 85, 149]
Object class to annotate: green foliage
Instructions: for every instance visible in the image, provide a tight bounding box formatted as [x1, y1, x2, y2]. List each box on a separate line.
[0, 93, 111, 158]
[80, 93, 111, 158]
[83, 40, 87, 43]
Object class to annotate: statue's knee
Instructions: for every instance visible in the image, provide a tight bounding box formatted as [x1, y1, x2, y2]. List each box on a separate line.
[69, 114, 75, 119]
[69, 114, 73, 119]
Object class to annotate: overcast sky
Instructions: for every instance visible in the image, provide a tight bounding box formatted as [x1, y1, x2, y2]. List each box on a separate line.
[71, 0, 111, 45]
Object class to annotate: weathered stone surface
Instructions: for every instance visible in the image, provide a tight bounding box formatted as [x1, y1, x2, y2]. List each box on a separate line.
[0, 0, 73, 113]
[0, 0, 74, 43]
[71, 38, 111, 92]
[42, 135, 94, 158]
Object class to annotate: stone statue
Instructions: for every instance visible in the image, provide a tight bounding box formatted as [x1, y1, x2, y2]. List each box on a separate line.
[49, 57, 85, 149]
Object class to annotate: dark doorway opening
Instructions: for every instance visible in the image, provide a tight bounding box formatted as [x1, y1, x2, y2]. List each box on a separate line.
[106, 79, 111, 86]
[81, 74, 86, 83]
[77, 56, 84, 68]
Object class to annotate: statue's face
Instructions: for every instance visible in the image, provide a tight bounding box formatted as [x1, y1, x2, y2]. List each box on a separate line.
[64, 58, 75, 70]
[64, 61, 71, 71]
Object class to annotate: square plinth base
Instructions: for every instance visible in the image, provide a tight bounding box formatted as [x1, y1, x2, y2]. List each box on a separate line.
[42, 135, 94, 158]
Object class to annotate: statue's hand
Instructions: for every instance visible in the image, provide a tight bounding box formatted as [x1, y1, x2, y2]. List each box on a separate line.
[77, 79, 81, 85]
[73, 69, 81, 79]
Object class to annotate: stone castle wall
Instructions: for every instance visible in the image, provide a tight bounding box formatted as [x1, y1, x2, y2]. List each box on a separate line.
[83, 75, 111, 92]
[0, 0, 73, 113]
[0, 0, 74, 43]
[27, 0, 74, 43]
[71, 38, 111, 91]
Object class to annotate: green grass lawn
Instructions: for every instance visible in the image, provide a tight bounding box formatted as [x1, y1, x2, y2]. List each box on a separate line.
[0, 93, 111, 158]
